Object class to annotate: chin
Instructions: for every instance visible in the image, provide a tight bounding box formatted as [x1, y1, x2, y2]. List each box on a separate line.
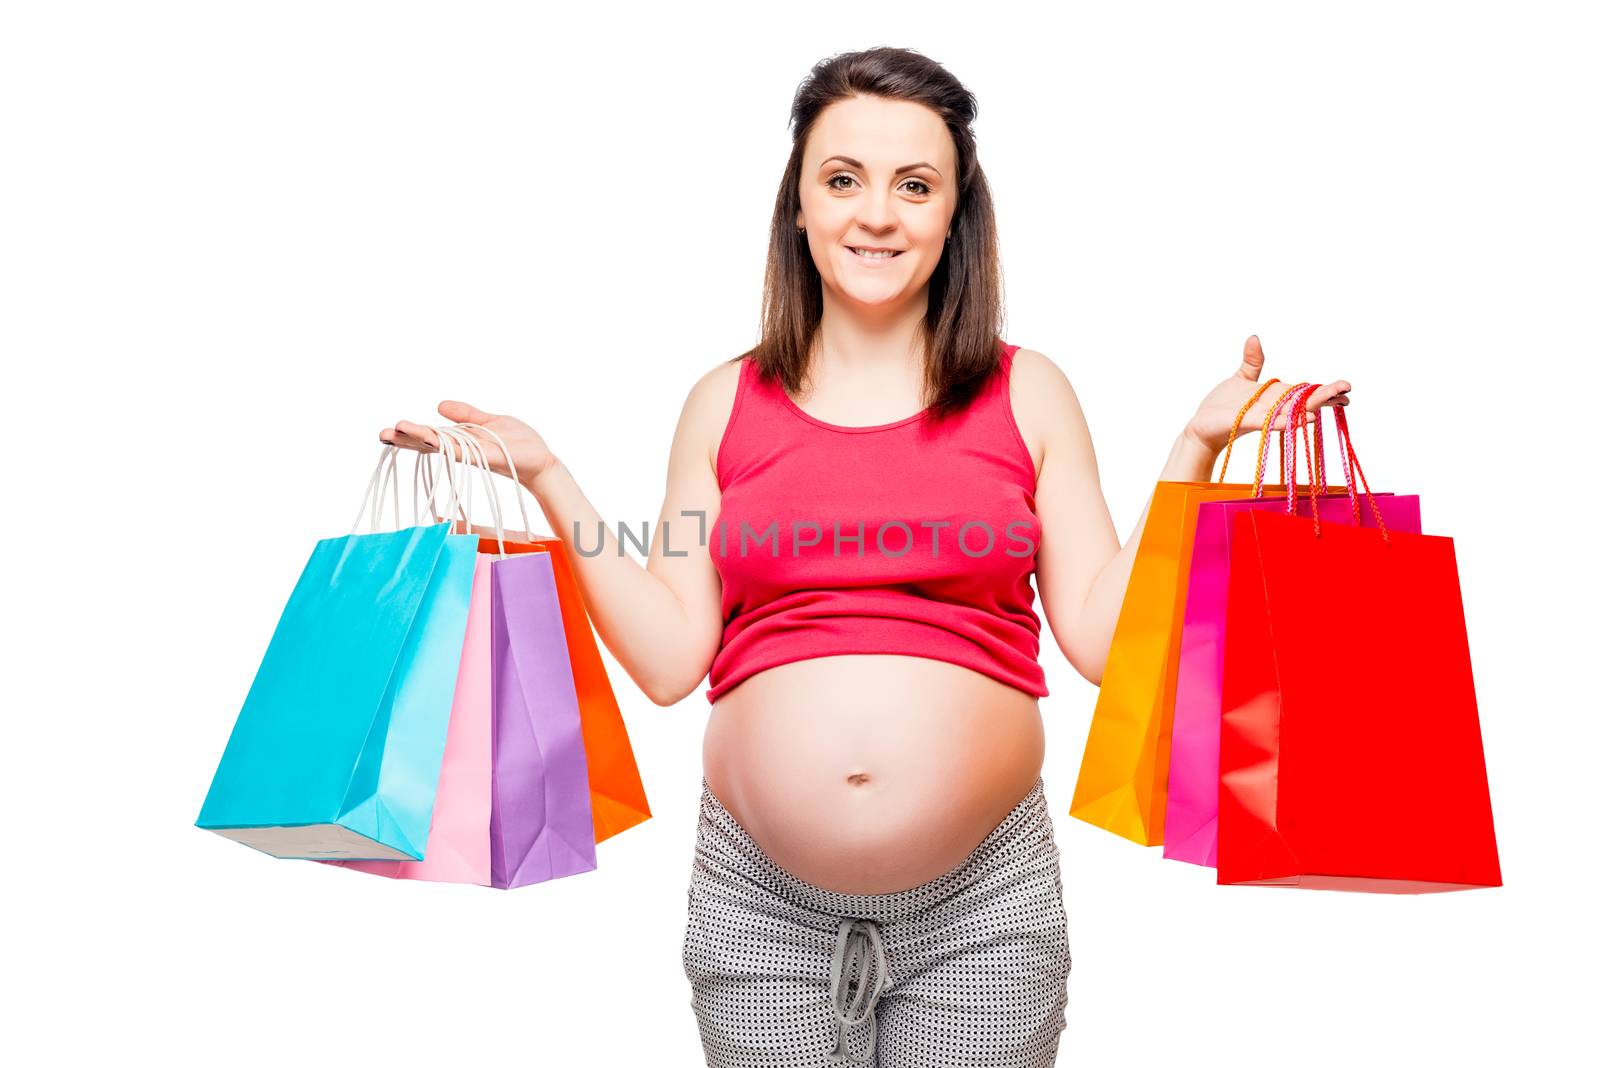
[836, 285, 910, 307]
[831, 273, 926, 305]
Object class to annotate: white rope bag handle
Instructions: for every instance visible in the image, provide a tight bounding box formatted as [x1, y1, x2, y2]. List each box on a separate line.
[413, 422, 539, 544]
[452, 422, 535, 540]
[414, 428, 493, 546]
[351, 432, 474, 537]
[430, 425, 511, 559]
[351, 444, 467, 535]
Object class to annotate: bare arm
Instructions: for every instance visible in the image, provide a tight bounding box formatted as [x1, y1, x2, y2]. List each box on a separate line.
[523, 364, 734, 705]
[1071, 431, 1227, 678]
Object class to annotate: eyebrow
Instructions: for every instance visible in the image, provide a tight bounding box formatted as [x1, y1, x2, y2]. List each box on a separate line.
[819, 155, 942, 178]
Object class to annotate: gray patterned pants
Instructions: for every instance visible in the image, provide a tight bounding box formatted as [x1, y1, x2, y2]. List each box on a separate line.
[682, 776, 1072, 1066]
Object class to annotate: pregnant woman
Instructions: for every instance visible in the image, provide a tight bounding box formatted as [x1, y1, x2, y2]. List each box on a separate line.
[380, 46, 1348, 1068]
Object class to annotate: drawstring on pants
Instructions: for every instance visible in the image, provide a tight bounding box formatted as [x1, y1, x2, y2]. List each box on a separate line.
[828, 917, 891, 1064]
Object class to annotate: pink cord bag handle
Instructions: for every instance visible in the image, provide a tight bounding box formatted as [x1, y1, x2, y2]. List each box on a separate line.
[1271, 386, 1391, 544]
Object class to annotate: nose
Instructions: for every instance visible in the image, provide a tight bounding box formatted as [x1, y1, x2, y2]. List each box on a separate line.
[852, 186, 900, 235]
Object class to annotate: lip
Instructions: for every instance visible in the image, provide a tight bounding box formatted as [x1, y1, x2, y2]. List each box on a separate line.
[846, 245, 905, 265]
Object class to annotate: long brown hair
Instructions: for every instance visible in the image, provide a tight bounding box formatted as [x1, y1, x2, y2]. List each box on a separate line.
[741, 46, 1007, 425]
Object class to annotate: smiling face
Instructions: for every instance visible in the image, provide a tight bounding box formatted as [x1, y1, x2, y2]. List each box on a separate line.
[795, 94, 959, 311]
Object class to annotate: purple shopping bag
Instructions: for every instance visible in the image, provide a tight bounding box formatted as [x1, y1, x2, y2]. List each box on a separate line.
[1163, 395, 1421, 868]
[490, 550, 599, 888]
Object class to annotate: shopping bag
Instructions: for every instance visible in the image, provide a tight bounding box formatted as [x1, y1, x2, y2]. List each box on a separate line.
[1069, 381, 1315, 845]
[332, 428, 606, 887]
[335, 555, 496, 883]
[339, 554, 600, 887]
[1217, 406, 1501, 891]
[488, 536, 651, 844]
[1163, 398, 1422, 866]
[490, 549, 598, 886]
[196, 445, 478, 861]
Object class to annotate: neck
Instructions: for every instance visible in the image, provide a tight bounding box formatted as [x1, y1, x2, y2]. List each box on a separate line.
[811, 301, 930, 376]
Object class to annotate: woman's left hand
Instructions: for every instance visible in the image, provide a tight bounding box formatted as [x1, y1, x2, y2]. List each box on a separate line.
[1183, 334, 1350, 455]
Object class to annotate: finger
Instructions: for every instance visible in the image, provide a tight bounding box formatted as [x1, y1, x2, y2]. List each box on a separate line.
[398, 430, 440, 453]
[1248, 382, 1297, 431]
[393, 420, 452, 455]
[1237, 334, 1265, 381]
[444, 423, 508, 471]
[380, 426, 433, 451]
[1304, 381, 1352, 410]
[1256, 382, 1318, 432]
[438, 399, 495, 424]
[1264, 384, 1349, 430]
[464, 425, 510, 470]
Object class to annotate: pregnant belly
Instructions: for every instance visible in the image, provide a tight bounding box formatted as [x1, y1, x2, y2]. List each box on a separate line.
[702, 654, 1046, 894]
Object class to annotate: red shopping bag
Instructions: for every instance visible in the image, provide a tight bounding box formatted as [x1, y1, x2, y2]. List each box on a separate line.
[1217, 403, 1501, 892]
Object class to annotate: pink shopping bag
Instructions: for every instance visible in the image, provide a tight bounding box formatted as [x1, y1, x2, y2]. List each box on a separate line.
[334, 556, 496, 883]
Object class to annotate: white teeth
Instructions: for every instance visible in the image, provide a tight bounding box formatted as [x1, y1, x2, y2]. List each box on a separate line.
[850, 247, 899, 259]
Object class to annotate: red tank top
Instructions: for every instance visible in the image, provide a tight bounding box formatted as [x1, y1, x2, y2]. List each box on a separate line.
[705, 340, 1048, 704]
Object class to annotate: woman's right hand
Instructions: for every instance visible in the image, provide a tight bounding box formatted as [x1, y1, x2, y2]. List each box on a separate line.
[379, 400, 557, 487]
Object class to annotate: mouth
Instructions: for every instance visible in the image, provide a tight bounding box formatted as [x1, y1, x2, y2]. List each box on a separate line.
[847, 246, 904, 261]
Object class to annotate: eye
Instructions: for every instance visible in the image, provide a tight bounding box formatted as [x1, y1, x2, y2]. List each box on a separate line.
[826, 173, 934, 196]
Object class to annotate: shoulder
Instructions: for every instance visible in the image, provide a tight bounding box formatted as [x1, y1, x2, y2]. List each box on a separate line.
[1007, 346, 1076, 401]
[1006, 347, 1092, 472]
[676, 355, 748, 472]
[685, 354, 745, 417]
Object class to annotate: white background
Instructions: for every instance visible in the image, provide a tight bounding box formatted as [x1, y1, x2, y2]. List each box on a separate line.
[5, 2, 1596, 1064]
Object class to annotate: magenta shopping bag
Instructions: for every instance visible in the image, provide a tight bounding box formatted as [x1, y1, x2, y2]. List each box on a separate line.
[1163, 394, 1422, 868]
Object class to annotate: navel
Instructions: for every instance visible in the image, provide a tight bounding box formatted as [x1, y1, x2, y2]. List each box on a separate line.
[845, 772, 871, 787]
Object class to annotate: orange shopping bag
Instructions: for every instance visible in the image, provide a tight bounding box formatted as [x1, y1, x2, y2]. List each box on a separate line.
[1069, 381, 1322, 845]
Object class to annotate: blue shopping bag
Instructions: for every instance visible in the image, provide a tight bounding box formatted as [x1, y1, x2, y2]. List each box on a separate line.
[196, 446, 478, 861]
